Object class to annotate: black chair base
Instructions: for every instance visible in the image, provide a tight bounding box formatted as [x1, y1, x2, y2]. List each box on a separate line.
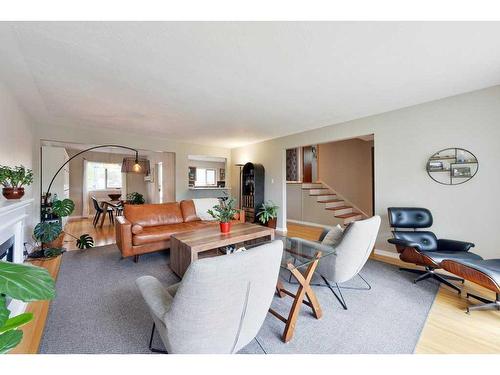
[466, 292, 500, 314]
[148, 323, 168, 354]
[290, 273, 372, 310]
[399, 267, 464, 294]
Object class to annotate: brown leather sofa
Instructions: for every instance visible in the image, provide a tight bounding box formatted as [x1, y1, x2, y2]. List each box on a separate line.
[115, 199, 244, 262]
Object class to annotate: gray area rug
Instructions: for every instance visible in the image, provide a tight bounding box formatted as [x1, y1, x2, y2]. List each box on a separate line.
[40, 244, 438, 354]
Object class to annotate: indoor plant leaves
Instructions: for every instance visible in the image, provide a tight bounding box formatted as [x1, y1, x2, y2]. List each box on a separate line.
[0, 261, 56, 302]
[0, 330, 23, 354]
[0, 313, 33, 334]
[33, 221, 62, 243]
[76, 234, 94, 249]
[43, 247, 65, 258]
[0, 296, 8, 328]
[52, 198, 75, 218]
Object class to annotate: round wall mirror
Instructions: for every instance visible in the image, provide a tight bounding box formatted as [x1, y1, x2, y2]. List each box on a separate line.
[426, 148, 478, 185]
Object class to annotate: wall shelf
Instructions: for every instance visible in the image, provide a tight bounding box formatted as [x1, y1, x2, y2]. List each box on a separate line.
[427, 147, 478, 185]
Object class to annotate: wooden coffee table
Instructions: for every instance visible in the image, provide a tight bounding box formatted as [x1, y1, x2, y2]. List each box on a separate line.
[169, 222, 275, 277]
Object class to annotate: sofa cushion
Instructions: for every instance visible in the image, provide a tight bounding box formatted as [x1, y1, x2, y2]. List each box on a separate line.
[132, 221, 211, 246]
[192, 198, 219, 221]
[321, 224, 344, 247]
[125, 202, 184, 227]
[180, 200, 201, 222]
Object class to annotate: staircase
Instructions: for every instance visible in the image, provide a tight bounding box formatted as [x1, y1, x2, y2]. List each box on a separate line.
[301, 182, 365, 226]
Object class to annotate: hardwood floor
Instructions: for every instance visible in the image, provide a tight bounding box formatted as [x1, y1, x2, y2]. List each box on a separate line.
[9, 255, 62, 354]
[12, 219, 499, 354]
[289, 222, 500, 354]
[63, 216, 116, 250]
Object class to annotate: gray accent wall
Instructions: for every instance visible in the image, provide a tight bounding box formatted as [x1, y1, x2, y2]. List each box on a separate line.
[232, 85, 500, 259]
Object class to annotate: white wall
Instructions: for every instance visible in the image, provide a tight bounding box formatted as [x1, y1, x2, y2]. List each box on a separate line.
[0, 80, 36, 241]
[0, 81, 35, 188]
[231, 85, 500, 259]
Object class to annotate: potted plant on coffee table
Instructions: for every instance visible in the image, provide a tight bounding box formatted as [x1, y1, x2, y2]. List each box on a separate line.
[0, 165, 33, 200]
[207, 198, 239, 234]
[257, 200, 279, 229]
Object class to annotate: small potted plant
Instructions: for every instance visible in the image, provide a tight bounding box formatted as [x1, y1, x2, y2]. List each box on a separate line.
[257, 200, 279, 229]
[126, 192, 145, 205]
[0, 165, 33, 200]
[207, 198, 239, 234]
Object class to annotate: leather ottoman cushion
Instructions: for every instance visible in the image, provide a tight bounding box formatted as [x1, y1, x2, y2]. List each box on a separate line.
[447, 259, 500, 284]
[422, 250, 483, 265]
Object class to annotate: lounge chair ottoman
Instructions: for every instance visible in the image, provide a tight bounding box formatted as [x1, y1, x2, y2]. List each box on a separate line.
[441, 259, 500, 313]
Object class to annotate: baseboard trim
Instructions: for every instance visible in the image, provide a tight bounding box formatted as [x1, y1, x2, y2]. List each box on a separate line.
[275, 227, 287, 236]
[373, 249, 399, 259]
[68, 215, 89, 222]
[287, 219, 333, 228]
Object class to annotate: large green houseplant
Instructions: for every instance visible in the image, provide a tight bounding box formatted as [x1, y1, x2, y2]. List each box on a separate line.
[0, 261, 56, 353]
[126, 192, 145, 205]
[0, 165, 33, 200]
[31, 198, 94, 258]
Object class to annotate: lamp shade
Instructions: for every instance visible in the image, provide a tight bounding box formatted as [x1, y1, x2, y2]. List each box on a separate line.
[122, 157, 150, 174]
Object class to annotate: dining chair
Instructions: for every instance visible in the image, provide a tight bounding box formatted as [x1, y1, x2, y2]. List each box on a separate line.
[91, 196, 114, 227]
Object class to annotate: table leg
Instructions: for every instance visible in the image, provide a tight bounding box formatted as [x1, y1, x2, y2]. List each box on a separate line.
[269, 252, 323, 343]
[99, 202, 108, 228]
[276, 279, 286, 298]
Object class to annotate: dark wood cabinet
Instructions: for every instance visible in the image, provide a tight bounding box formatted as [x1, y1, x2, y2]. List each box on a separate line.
[241, 162, 265, 223]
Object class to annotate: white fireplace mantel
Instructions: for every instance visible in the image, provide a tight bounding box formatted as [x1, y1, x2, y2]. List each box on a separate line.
[0, 197, 34, 316]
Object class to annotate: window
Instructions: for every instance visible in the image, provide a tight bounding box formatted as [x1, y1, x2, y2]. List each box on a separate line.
[194, 168, 216, 186]
[87, 162, 122, 190]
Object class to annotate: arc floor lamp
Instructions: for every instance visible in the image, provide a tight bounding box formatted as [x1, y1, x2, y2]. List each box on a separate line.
[41, 144, 144, 219]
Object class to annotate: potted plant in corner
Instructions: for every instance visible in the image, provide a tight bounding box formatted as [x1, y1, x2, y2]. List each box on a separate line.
[30, 197, 94, 259]
[126, 192, 145, 205]
[257, 200, 279, 229]
[0, 165, 33, 200]
[207, 198, 239, 234]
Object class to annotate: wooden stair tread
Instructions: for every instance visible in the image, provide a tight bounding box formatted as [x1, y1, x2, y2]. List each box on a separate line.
[317, 199, 343, 203]
[325, 205, 352, 210]
[302, 187, 328, 190]
[335, 212, 363, 218]
[309, 193, 334, 196]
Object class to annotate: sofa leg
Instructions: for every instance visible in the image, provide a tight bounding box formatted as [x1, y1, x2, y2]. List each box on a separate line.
[133, 255, 139, 263]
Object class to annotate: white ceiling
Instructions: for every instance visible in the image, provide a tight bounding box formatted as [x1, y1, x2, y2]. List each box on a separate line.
[1, 22, 500, 148]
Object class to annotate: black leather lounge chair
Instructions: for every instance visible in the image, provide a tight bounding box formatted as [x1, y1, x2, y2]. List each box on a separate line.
[387, 207, 483, 293]
[441, 259, 500, 313]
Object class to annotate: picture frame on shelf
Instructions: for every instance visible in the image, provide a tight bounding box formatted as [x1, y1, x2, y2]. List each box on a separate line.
[451, 166, 471, 178]
[428, 161, 444, 171]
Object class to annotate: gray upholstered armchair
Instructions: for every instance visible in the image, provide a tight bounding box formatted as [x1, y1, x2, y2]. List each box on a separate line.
[290, 216, 381, 309]
[136, 240, 283, 354]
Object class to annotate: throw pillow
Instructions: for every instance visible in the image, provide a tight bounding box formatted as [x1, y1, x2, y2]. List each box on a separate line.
[321, 224, 344, 247]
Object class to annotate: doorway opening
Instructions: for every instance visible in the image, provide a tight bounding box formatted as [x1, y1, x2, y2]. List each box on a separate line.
[285, 134, 374, 230]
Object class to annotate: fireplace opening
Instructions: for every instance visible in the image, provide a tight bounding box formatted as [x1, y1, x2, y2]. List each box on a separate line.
[0, 236, 15, 263]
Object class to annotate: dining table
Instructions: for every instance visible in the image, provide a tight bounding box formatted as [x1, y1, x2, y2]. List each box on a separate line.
[97, 199, 123, 227]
